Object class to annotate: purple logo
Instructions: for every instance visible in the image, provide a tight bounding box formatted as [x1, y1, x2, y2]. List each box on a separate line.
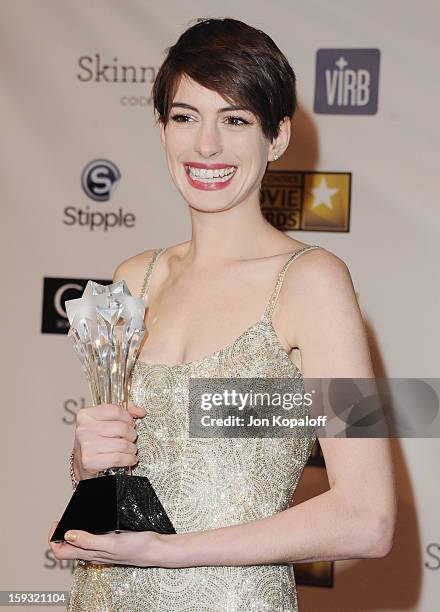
[314, 49, 380, 114]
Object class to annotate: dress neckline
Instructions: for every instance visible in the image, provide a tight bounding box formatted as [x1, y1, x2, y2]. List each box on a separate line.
[135, 244, 321, 371]
[134, 316, 299, 372]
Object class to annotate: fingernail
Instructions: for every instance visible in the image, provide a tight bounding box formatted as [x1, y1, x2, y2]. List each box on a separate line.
[65, 532, 77, 541]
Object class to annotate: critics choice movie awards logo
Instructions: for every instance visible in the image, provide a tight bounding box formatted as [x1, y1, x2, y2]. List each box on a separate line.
[314, 49, 380, 114]
[41, 277, 110, 334]
[261, 171, 351, 232]
[63, 159, 136, 231]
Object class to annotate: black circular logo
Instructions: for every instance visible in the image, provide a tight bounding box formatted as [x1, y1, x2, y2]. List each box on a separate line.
[81, 159, 121, 201]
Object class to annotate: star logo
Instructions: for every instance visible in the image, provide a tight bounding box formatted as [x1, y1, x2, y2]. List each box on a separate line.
[302, 172, 351, 231]
[310, 177, 339, 209]
[260, 170, 351, 232]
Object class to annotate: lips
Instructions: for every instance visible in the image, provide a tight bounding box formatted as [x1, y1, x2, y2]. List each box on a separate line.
[183, 163, 238, 191]
[184, 162, 237, 169]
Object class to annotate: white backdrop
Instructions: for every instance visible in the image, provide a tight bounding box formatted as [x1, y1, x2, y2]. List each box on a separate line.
[1, 1, 439, 610]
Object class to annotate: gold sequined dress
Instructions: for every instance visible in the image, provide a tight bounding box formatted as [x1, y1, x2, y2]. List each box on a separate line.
[67, 244, 320, 612]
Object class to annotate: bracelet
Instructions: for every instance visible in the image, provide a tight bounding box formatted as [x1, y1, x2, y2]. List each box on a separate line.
[70, 448, 79, 490]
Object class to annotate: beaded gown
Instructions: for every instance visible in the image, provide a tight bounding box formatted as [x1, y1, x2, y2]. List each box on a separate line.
[67, 244, 320, 612]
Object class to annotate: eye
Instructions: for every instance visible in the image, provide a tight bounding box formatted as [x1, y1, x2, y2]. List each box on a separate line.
[170, 114, 193, 123]
[225, 116, 250, 126]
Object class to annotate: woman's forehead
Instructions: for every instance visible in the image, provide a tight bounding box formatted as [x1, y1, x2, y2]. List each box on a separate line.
[172, 75, 238, 109]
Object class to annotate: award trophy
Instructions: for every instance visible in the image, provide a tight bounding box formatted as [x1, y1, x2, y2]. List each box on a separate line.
[51, 280, 175, 543]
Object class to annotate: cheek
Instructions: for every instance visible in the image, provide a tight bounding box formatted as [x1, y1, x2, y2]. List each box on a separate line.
[234, 131, 268, 160]
[165, 128, 193, 155]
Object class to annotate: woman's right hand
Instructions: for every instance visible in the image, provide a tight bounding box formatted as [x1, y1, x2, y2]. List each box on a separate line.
[73, 401, 147, 480]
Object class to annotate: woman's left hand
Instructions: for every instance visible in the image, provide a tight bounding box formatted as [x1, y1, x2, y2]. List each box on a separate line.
[48, 521, 163, 567]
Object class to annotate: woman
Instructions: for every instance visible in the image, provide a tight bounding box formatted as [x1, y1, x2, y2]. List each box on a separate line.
[50, 17, 396, 611]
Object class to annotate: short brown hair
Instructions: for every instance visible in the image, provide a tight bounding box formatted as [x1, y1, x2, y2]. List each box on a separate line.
[152, 17, 297, 142]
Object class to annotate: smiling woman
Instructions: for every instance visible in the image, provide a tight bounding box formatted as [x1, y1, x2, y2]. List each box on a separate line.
[154, 73, 292, 210]
[51, 16, 396, 612]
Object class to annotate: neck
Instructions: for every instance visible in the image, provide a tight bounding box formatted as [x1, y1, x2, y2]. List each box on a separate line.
[180, 196, 285, 268]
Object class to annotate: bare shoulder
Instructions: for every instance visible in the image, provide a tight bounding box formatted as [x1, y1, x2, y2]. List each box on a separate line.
[284, 245, 352, 300]
[290, 245, 357, 331]
[294, 246, 371, 376]
[112, 248, 158, 297]
[281, 246, 372, 377]
[277, 245, 351, 327]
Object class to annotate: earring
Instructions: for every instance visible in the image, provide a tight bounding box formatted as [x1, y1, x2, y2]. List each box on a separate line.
[273, 154, 279, 161]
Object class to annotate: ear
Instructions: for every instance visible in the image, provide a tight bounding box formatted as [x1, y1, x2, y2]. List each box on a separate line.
[268, 117, 291, 162]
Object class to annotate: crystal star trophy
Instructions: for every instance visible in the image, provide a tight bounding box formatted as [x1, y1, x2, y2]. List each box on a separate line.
[51, 280, 176, 542]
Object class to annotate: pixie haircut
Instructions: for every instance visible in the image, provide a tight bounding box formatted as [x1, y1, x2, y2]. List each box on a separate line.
[152, 17, 297, 143]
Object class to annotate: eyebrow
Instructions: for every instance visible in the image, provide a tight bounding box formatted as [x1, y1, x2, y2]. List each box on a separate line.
[170, 102, 250, 113]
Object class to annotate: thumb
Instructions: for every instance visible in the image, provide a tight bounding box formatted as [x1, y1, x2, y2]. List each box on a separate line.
[127, 401, 147, 418]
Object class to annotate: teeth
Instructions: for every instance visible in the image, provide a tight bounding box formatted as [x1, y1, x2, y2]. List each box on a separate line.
[187, 165, 236, 182]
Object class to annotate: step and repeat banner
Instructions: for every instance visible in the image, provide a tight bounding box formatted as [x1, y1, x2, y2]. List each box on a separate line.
[2, 1, 439, 610]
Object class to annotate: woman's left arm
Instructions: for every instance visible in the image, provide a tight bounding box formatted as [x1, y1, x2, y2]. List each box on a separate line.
[157, 249, 397, 568]
[49, 249, 397, 567]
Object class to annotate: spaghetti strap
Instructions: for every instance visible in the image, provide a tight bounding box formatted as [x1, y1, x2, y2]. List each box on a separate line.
[261, 244, 321, 322]
[139, 247, 167, 300]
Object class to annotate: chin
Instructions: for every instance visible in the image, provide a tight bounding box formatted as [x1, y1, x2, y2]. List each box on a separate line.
[179, 187, 233, 211]
[187, 199, 232, 213]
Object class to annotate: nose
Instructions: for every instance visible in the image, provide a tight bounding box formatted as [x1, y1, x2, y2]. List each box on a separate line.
[194, 120, 223, 158]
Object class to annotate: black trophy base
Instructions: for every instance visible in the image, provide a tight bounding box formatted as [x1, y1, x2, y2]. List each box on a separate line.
[51, 475, 176, 543]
